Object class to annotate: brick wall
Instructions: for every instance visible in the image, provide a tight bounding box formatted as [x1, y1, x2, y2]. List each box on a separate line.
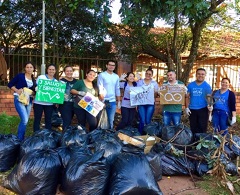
[1, 86, 240, 117]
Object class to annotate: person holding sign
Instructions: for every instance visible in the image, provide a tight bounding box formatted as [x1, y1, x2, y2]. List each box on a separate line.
[8, 62, 36, 141]
[211, 78, 236, 136]
[71, 69, 100, 131]
[137, 66, 159, 134]
[33, 64, 57, 131]
[58, 66, 77, 130]
[161, 70, 186, 126]
[116, 72, 138, 130]
[185, 68, 212, 134]
[97, 60, 121, 129]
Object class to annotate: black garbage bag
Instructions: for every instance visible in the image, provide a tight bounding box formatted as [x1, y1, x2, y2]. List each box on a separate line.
[161, 153, 195, 176]
[61, 126, 88, 147]
[0, 134, 20, 172]
[162, 124, 193, 146]
[109, 153, 163, 195]
[228, 135, 240, 156]
[220, 154, 238, 176]
[3, 166, 21, 194]
[143, 122, 163, 137]
[61, 150, 110, 195]
[57, 145, 92, 168]
[34, 128, 62, 146]
[146, 152, 162, 181]
[95, 137, 122, 164]
[88, 129, 116, 144]
[4, 149, 61, 195]
[118, 126, 141, 137]
[194, 161, 210, 177]
[19, 132, 58, 160]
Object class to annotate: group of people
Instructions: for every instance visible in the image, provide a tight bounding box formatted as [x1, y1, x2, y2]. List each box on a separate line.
[8, 60, 236, 141]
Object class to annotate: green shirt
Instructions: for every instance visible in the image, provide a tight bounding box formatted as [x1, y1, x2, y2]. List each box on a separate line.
[162, 80, 184, 112]
[72, 79, 98, 108]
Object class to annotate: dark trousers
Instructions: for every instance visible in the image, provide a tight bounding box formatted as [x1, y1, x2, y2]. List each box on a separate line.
[33, 103, 54, 131]
[58, 102, 74, 130]
[74, 107, 99, 131]
[189, 107, 209, 134]
[116, 107, 136, 130]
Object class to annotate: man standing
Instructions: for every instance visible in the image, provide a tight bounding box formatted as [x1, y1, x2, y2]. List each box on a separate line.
[185, 68, 212, 134]
[162, 70, 186, 126]
[97, 60, 121, 129]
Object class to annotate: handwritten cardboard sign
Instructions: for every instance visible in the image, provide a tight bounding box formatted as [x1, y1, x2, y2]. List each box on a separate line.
[35, 79, 66, 104]
[130, 86, 154, 106]
[159, 85, 186, 105]
[78, 92, 104, 117]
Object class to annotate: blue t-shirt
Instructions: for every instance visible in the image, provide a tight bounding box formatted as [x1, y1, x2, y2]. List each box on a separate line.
[187, 81, 212, 109]
[213, 90, 229, 112]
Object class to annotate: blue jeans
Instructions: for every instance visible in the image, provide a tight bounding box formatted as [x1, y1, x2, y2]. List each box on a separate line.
[58, 102, 74, 130]
[116, 107, 136, 130]
[163, 111, 181, 126]
[138, 105, 155, 134]
[105, 101, 117, 129]
[14, 95, 32, 141]
[212, 109, 228, 136]
[33, 103, 54, 132]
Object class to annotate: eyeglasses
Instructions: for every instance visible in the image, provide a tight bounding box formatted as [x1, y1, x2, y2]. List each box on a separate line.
[108, 64, 116, 66]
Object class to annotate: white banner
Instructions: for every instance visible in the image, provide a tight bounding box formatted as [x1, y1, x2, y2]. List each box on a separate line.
[130, 86, 154, 106]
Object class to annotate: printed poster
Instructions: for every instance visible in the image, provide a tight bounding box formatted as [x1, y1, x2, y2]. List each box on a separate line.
[78, 92, 104, 117]
[130, 86, 154, 106]
[35, 79, 66, 104]
[159, 84, 186, 105]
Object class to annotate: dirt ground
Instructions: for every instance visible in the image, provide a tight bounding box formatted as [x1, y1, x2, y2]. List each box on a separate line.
[158, 176, 209, 195]
[1, 175, 209, 195]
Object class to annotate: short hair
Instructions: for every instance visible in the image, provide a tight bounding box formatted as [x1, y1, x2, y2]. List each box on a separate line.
[106, 60, 116, 65]
[63, 65, 73, 72]
[221, 77, 231, 83]
[196, 68, 206, 73]
[167, 70, 176, 74]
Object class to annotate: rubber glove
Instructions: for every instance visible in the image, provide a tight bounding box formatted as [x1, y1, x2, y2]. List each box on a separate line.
[207, 105, 213, 112]
[135, 73, 141, 81]
[120, 73, 127, 81]
[78, 91, 86, 96]
[117, 101, 121, 109]
[185, 107, 191, 116]
[231, 117, 236, 125]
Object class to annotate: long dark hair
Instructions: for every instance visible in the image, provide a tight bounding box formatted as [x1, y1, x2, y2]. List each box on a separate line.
[86, 69, 99, 95]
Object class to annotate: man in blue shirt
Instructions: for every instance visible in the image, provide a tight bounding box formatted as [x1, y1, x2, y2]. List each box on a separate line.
[185, 68, 212, 134]
[97, 60, 121, 129]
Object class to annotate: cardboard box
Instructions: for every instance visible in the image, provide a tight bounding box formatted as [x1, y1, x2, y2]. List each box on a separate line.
[117, 132, 160, 153]
[159, 85, 186, 105]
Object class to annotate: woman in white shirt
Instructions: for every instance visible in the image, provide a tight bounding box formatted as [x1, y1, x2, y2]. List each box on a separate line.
[137, 66, 159, 134]
[33, 64, 57, 131]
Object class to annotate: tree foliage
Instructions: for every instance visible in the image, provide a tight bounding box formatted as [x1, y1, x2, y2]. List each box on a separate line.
[110, 0, 226, 83]
[0, 0, 113, 78]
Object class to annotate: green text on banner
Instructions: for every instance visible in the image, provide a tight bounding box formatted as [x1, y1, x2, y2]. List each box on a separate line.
[35, 79, 66, 104]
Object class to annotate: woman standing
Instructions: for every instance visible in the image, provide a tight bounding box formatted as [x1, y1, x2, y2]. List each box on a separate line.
[137, 66, 159, 134]
[58, 66, 77, 130]
[33, 64, 57, 131]
[212, 78, 236, 136]
[116, 72, 137, 130]
[71, 70, 100, 131]
[8, 62, 36, 141]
